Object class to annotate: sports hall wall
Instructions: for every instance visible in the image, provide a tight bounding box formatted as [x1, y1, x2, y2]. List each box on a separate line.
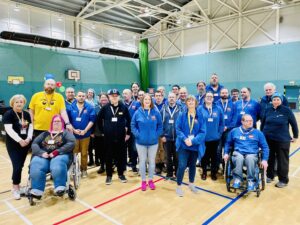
[149, 41, 300, 99]
[0, 42, 139, 105]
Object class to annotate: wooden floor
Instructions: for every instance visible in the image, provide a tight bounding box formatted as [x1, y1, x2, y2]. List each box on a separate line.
[0, 113, 300, 225]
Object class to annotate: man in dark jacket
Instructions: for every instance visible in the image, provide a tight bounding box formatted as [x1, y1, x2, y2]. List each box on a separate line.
[97, 89, 131, 185]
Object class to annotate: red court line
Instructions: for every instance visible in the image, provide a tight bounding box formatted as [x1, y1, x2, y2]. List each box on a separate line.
[53, 177, 164, 225]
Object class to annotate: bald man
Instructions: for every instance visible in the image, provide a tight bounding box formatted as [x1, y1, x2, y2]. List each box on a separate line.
[29, 78, 72, 137]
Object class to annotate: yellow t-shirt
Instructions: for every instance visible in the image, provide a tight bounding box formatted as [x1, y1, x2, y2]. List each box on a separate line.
[29, 91, 66, 131]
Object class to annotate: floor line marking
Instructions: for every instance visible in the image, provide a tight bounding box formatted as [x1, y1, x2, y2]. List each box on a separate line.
[4, 200, 33, 225]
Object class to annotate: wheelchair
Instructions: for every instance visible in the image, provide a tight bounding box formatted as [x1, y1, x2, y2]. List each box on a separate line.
[225, 150, 265, 197]
[23, 153, 81, 205]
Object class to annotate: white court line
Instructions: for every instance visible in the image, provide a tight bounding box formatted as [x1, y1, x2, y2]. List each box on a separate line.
[76, 198, 123, 225]
[0, 155, 10, 163]
[4, 200, 33, 225]
[292, 166, 300, 177]
[0, 204, 28, 216]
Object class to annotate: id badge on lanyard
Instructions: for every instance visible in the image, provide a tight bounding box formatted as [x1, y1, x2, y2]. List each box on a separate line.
[48, 139, 55, 145]
[112, 117, 118, 122]
[20, 128, 27, 135]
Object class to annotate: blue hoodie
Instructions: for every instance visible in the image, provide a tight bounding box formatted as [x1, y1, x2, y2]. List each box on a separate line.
[206, 84, 224, 102]
[197, 104, 224, 141]
[131, 107, 163, 146]
[216, 99, 236, 129]
[234, 99, 261, 127]
[67, 101, 96, 139]
[176, 99, 187, 112]
[260, 94, 288, 118]
[123, 100, 140, 118]
[175, 110, 206, 159]
[195, 94, 205, 106]
[224, 126, 269, 161]
[161, 104, 181, 141]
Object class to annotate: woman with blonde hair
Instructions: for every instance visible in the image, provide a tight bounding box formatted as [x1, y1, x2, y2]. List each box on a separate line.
[3, 94, 33, 199]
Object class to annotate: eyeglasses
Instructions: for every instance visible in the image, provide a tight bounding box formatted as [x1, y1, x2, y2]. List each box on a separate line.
[53, 120, 62, 123]
[243, 120, 253, 122]
[206, 96, 213, 99]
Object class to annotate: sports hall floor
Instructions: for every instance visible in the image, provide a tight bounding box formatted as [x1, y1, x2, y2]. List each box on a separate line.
[0, 114, 299, 225]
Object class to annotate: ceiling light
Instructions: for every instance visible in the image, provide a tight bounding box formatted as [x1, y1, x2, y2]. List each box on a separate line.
[119, 31, 123, 36]
[91, 23, 96, 29]
[176, 19, 181, 24]
[144, 7, 150, 13]
[271, 3, 281, 9]
[186, 23, 191, 28]
[58, 14, 63, 21]
[14, 3, 20, 12]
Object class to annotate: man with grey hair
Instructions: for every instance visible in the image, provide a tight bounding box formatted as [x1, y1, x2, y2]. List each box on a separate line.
[260, 82, 288, 118]
[157, 86, 167, 105]
[65, 87, 76, 111]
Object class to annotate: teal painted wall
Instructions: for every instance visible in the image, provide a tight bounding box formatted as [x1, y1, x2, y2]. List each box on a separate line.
[0, 42, 140, 105]
[149, 42, 300, 100]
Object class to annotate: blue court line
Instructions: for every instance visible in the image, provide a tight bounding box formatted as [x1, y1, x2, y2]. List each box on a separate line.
[289, 147, 300, 158]
[202, 145, 300, 225]
[156, 174, 234, 200]
[202, 190, 247, 225]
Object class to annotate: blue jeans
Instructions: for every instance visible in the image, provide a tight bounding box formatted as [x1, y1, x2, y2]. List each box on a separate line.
[232, 151, 258, 182]
[136, 143, 158, 181]
[176, 149, 198, 185]
[30, 154, 70, 193]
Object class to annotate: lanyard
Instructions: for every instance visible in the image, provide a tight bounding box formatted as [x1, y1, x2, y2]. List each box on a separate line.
[143, 108, 150, 119]
[206, 106, 213, 117]
[44, 92, 54, 107]
[239, 127, 253, 135]
[167, 105, 177, 119]
[15, 111, 24, 126]
[242, 100, 250, 111]
[188, 112, 195, 134]
[77, 104, 86, 118]
[198, 94, 204, 102]
[125, 101, 134, 110]
[50, 131, 61, 140]
[221, 100, 228, 112]
[110, 106, 119, 117]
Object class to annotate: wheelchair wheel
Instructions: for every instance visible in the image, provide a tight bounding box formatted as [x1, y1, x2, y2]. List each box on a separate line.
[261, 169, 265, 191]
[68, 185, 76, 200]
[29, 195, 35, 206]
[256, 188, 260, 197]
[73, 155, 81, 189]
[225, 161, 232, 192]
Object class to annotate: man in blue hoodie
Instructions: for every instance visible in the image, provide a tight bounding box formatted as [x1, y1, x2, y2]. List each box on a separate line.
[224, 114, 269, 191]
[68, 90, 96, 178]
[206, 73, 224, 103]
[195, 81, 206, 106]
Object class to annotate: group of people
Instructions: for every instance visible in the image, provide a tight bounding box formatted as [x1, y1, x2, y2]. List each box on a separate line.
[2, 73, 298, 199]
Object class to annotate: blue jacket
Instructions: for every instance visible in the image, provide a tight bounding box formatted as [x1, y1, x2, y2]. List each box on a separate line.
[176, 99, 187, 112]
[161, 104, 181, 141]
[155, 102, 165, 112]
[206, 84, 224, 102]
[216, 99, 236, 129]
[195, 94, 205, 106]
[175, 110, 206, 159]
[225, 126, 269, 161]
[68, 102, 96, 139]
[65, 99, 76, 112]
[261, 105, 298, 142]
[260, 94, 288, 118]
[198, 104, 225, 141]
[234, 99, 261, 127]
[123, 100, 140, 118]
[131, 107, 163, 146]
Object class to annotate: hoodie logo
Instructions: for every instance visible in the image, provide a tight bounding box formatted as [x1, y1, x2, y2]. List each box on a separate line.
[227, 108, 231, 112]
[151, 116, 156, 120]
[248, 135, 254, 139]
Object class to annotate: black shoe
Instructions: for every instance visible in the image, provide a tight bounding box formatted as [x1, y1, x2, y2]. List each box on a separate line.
[211, 173, 217, 181]
[55, 190, 65, 197]
[119, 175, 128, 183]
[106, 176, 112, 185]
[201, 173, 207, 180]
[97, 167, 105, 174]
[132, 167, 138, 173]
[88, 161, 94, 166]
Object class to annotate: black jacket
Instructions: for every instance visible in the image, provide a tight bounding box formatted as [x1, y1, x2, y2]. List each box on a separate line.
[97, 102, 131, 140]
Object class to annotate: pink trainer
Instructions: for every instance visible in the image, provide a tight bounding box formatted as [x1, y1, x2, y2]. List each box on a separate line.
[141, 181, 147, 191]
[148, 180, 156, 190]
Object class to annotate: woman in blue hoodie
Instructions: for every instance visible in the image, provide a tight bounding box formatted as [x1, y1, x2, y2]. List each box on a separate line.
[131, 94, 163, 191]
[175, 95, 206, 197]
[198, 91, 224, 181]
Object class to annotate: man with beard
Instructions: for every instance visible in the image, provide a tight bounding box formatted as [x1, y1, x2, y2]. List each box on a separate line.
[65, 87, 76, 111]
[176, 87, 188, 111]
[234, 87, 261, 128]
[29, 77, 72, 137]
[98, 89, 131, 185]
[195, 81, 206, 106]
[68, 91, 96, 177]
[216, 88, 236, 171]
[206, 73, 224, 103]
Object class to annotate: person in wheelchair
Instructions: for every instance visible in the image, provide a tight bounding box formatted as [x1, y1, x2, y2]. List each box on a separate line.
[29, 114, 76, 198]
[223, 114, 269, 191]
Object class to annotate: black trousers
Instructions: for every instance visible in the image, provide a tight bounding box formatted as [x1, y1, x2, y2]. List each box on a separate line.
[88, 136, 97, 164]
[95, 135, 105, 168]
[267, 139, 290, 184]
[163, 140, 178, 177]
[125, 134, 137, 168]
[105, 138, 126, 177]
[7, 144, 29, 185]
[201, 140, 220, 174]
